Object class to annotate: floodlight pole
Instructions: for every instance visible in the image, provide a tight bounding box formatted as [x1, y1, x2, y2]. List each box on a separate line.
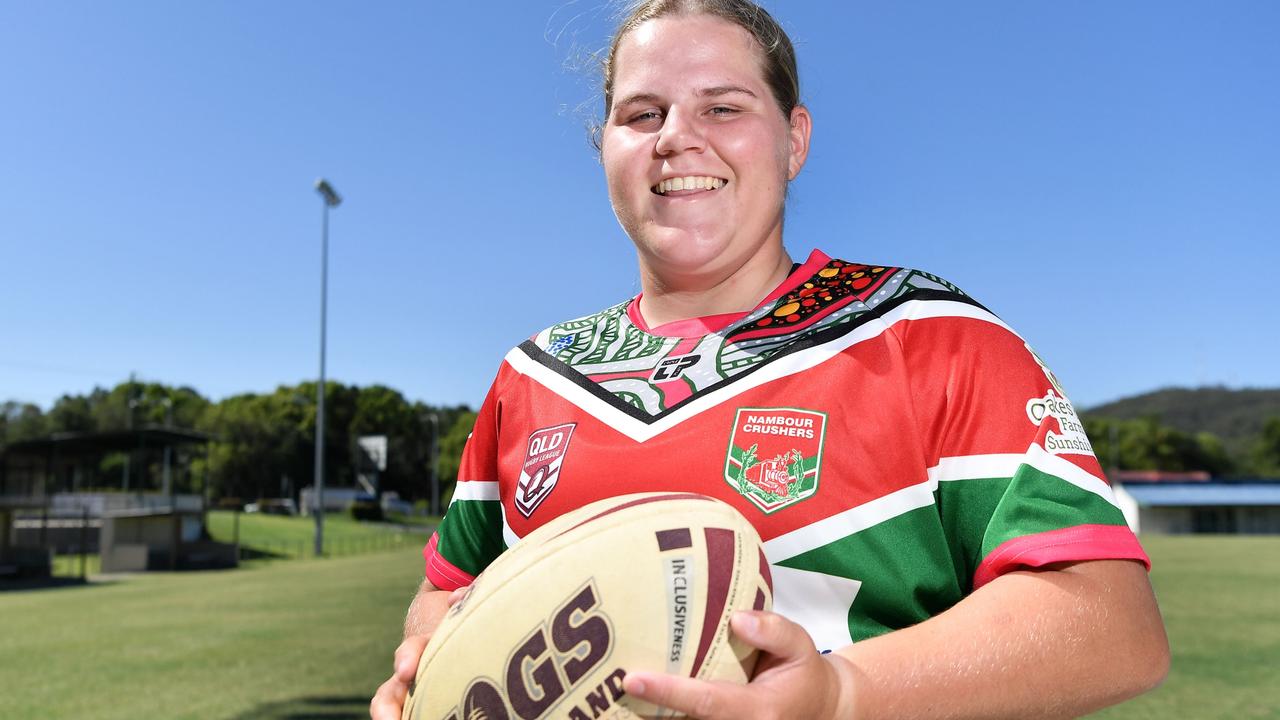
[314, 178, 342, 558]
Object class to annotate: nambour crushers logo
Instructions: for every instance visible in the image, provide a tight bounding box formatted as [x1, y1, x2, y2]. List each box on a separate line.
[724, 408, 826, 513]
[515, 423, 576, 517]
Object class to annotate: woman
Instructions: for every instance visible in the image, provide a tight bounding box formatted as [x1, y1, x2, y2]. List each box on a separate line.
[372, 1, 1169, 717]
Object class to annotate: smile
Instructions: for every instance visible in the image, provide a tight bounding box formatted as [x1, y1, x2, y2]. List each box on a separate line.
[651, 176, 728, 195]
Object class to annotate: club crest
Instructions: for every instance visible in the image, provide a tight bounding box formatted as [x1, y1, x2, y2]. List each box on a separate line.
[515, 423, 576, 517]
[724, 408, 826, 513]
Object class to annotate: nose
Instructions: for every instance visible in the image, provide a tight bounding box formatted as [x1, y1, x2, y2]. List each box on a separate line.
[654, 107, 705, 156]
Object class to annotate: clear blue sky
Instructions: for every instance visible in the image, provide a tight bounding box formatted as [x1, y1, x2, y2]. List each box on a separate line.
[2, 1, 1277, 412]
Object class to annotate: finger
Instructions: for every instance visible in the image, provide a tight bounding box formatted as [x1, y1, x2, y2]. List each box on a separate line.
[730, 611, 818, 659]
[624, 672, 746, 720]
[394, 635, 429, 683]
[447, 587, 468, 607]
[369, 675, 408, 720]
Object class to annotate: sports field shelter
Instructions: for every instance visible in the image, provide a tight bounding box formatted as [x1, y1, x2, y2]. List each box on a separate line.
[0, 427, 235, 579]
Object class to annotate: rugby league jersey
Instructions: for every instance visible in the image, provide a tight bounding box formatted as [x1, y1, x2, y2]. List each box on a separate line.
[424, 249, 1148, 652]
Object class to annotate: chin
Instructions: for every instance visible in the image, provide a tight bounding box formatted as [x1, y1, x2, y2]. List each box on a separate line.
[635, 228, 733, 273]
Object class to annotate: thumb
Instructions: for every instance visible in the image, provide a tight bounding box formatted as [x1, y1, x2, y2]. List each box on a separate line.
[394, 635, 429, 683]
[730, 611, 818, 659]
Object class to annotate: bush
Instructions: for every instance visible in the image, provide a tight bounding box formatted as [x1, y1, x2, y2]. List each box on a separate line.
[349, 500, 384, 522]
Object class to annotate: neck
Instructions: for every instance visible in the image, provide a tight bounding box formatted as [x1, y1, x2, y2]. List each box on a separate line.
[636, 245, 794, 328]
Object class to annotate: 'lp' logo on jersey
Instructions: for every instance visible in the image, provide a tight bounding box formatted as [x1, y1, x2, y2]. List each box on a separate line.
[724, 408, 826, 514]
[651, 353, 701, 382]
[516, 423, 576, 517]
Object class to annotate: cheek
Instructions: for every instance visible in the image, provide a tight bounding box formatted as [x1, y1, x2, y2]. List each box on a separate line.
[722, 125, 791, 180]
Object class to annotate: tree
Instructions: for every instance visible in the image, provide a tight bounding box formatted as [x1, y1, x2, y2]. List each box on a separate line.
[48, 394, 97, 433]
[1, 401, 48, 444]
[1085, 416, 1234, 475]
[436, 411, 479, 505]
[1251, 417, 1280, 477]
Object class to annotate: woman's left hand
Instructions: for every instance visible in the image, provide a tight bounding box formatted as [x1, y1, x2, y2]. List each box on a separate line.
[622, 611, 860, 720]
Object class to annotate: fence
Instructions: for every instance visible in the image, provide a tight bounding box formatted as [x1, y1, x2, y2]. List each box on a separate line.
[7, 508, 99, 582]
[227, 533, 421, 561]
[211, 510, 428, 562]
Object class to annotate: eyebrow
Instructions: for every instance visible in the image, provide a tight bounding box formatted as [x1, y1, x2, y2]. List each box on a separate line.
[612, 85, 757, 111]
[699, 85, 757, 99]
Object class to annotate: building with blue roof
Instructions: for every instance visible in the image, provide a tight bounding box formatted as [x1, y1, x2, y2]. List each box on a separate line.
[1113, 481, 1280, 534]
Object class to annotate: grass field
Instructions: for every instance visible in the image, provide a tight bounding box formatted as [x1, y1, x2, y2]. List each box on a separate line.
[204, 510, 432, 560]
[0, 547, 424, 719]
[44, 511, 433, 578]
[1092, 535, 1280, 719]
[2, 534, 1277, 719]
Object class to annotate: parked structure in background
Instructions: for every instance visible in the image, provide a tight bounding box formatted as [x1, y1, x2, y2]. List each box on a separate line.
[1112, 470, 1280, 534]
[0, 427, 236, 580]
[297, 487, 414, 517]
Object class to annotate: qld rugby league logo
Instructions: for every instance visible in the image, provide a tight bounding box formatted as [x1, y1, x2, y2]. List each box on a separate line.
[515, 423, 576, 518]
[724, 408, 826, 513]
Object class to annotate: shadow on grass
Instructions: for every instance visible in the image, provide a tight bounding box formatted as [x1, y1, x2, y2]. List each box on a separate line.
[228, 695, 370, 719]
[0, 576, 120, 593]
[238, 546, 299, 561]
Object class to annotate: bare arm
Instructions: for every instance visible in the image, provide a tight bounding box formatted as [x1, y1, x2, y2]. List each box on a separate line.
[834, 559, 1169, 719]
[625, 559, 1169, 719]
[402, 578, 453, 638]
[370, 578, 455, 720]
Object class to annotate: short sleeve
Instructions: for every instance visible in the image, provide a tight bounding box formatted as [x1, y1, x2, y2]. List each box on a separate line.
[895, 299, 1149, 593]
[423, 366, 510, 590]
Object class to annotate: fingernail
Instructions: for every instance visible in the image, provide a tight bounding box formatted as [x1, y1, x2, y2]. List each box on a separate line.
[736, 611, 758, 634]
[629, 677, 646, 694]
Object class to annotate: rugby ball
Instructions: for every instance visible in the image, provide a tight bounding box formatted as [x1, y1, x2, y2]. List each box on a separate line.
[403, 492, 773, 720]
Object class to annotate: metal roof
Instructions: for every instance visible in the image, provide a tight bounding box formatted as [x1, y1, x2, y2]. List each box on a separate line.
[1, 426, 213, 457]
[1121, 482, 1280, 507]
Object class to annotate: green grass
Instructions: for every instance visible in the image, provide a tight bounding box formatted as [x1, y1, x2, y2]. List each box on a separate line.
[0, 547, 426, 720]
[1090, 535, 1280, 719]
[204, 510, 432, 561]
[2, 534, 1277, 719]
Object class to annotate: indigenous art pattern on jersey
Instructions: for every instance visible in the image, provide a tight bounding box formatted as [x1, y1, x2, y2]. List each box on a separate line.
[530, 258, 975, 418]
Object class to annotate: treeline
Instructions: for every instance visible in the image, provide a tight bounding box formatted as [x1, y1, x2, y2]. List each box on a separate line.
[5, 383, 1279, 499]
[1087, 386, 1280, 463]
[0, 381, 475, 504]
[1083, 416, 1280, 478]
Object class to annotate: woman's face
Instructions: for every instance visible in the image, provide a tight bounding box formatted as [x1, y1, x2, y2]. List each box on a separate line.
[601, 14, 810, 288]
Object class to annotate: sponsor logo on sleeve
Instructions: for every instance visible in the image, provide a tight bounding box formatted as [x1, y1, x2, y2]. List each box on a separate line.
[515, 423, 576, 517]
[723, 407, 826, 513]
[1026, 391, 1094, 456]
[1023, 344, 1095, 456]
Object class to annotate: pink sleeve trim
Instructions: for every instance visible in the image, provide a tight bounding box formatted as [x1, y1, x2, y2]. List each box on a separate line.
[423, 532, 475, 591]
[973, 524, 1151, 590]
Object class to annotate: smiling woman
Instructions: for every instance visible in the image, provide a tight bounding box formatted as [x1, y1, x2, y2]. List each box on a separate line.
[601, 12, 810, 325]
[370, 2, 1170, 719]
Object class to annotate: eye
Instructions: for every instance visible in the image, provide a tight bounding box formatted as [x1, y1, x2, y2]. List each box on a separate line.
[709, 106, 739, 116]
[626, 110, 663, 125]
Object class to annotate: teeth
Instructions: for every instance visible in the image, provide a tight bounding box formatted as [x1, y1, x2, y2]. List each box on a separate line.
[653, 176, 727, 194]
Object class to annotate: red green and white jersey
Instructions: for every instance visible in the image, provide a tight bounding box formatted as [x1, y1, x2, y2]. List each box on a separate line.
[424, 249, 1148, 652]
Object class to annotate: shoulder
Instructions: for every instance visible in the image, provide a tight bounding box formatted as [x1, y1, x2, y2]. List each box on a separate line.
[799, 255, 1023, 359]
[817, 257, 978, 311]
[768, 253, 994, 336]
[517, 298, 654, 362]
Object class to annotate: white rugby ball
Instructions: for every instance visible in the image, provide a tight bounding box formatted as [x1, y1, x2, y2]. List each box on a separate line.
[403, 492, 773, 720]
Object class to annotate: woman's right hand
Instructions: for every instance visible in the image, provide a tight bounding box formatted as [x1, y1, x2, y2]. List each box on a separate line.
[370, 635, 430, 720]
[369, 585, 468, 720]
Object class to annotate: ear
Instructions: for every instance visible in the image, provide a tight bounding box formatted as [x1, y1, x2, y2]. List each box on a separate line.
[786, 104, 812, 181]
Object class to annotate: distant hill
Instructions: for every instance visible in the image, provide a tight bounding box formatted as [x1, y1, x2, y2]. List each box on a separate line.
[1084, 386, 1280, 460]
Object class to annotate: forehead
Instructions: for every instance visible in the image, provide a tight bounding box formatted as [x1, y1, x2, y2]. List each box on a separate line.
[612, 14, 768, 95]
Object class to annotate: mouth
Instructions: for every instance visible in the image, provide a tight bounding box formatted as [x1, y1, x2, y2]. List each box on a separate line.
[651, 175, 729, 196]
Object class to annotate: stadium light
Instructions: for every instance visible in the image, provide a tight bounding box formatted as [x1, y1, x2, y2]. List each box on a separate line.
[313, 177, 341, 557]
